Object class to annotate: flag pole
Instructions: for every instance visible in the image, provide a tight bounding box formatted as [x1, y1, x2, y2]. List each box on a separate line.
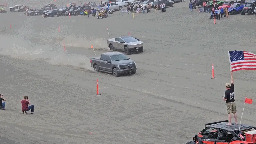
[228, 51, 232, 72]
[239, 102, 245, 131]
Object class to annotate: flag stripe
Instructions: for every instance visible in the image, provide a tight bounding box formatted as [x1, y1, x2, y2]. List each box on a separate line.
[231, 61, 256, 65]
[231, 65, 256, 69]
[229, 51, 256, 72]
[232, 68, 256, 72]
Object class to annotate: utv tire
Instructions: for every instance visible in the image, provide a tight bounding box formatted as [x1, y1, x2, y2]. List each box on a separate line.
[112, 68, 120, 77]
[247, 10, 252, 15]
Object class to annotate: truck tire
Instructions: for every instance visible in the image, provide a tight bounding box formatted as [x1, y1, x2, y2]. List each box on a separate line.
[139, 47, 143, 53]
[112, 68, 120, 77]
[131, 69, 136, 74]
[109, 44, 115, 51]
[93, 64, 99, 72]
[124, 47, 131, 55]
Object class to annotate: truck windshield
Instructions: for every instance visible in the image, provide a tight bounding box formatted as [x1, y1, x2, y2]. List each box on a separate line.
[122, 37, 138, 43]
[110, 54, 129, 61]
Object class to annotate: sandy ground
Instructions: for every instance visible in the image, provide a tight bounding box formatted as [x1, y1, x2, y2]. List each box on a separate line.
[0, 0, 256, 143]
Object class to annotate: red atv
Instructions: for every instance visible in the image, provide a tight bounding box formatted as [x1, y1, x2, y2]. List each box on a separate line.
[186, 120, 256, 144]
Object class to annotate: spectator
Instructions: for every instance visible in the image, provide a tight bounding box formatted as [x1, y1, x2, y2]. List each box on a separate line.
[223, 72, 237, 125]
[203, 1, 207, 12]
[189, 2, 193, 12]
[21, 96, 34, 114]
[0, 94, 6, 110]
[220, 7, 224, 18]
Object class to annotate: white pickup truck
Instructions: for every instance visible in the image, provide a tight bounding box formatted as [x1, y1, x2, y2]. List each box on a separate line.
[116, 0, 130, 7]
[104, 2, 120, 11]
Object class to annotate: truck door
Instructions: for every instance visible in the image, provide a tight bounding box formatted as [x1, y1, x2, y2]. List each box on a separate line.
[114, 38, 120, 49]
[100, 55, 111, 73]
[104, 55, 112, 73]
[115, 38, 124, 50]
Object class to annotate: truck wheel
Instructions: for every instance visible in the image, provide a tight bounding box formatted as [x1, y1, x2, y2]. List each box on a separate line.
[131, 69, 136, 74]
[112, 68, 120, 77]
[93, 64, 99, 72]
[139, 47, 143, 53]
[109, 44, 115, 51]
[125, 47, 131, 55]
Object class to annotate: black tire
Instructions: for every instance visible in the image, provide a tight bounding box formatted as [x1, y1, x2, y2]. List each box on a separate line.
[139, 47, 143, 53]
[241, 10, 245, 15]
[131, 69, 136, 74]
[112, 68, 120, 77]
[125, 47, 131, 55]
[247, 10, 252, 15]
[109, 44, 114, 51]
[93, 64, 99, 72]
[119, 6, 122, 10]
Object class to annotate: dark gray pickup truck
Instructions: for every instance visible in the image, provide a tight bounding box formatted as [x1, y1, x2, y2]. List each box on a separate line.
[90, 52, 136, 77]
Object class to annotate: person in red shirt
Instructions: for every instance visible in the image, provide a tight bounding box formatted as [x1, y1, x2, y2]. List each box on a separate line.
[21, 96, 34, 114]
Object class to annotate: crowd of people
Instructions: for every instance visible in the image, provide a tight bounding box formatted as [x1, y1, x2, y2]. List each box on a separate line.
[189, 0, 256, 21]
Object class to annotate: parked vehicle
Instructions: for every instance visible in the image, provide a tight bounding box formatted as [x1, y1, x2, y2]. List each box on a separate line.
[42, 9, 58, 18]
[172, 0, 182, 3]
[9, 5, 28, 12]
[103, 2, 120, 11]
[57, 7, 68, 16]
[116, 0, 129, 8]
[228, 3, 245, 14]
[90, 52, 137, 77]
[241, 2, 255, 15]
[42, 4, 57, 11]
[25, 9, 43, 16]
[0, 5, 7, 13]
[107, 36, 143, 55]
[97, 9, 108, 18]
[186, 120, 256, 144]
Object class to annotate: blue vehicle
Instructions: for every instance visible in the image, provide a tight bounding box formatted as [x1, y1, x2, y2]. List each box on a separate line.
[228, 3, 245, 14]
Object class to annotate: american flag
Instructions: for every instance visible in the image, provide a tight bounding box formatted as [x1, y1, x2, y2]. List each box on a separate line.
[229, 51, 256, 72]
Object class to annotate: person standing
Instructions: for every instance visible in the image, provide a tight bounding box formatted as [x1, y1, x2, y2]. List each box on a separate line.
[0, 94, 6, 110]
[203, 1, 207, 12]
[224, 7, 228, 18]
[223, 72, 237, 125]
[189, 2, 193, 12]
[21, 96, 34, 114]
